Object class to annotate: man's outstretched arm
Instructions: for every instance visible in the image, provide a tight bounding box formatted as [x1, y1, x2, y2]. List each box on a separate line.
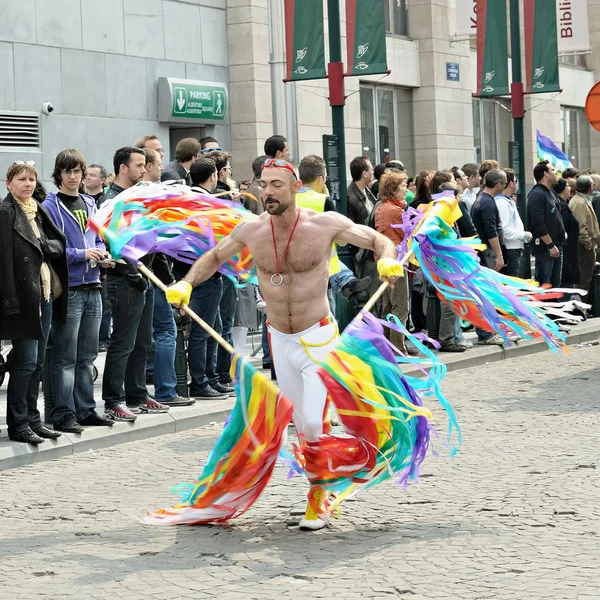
[166, 223, 248, 306]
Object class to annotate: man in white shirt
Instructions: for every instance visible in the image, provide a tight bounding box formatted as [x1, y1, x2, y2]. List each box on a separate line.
[495, 168, 531, 277]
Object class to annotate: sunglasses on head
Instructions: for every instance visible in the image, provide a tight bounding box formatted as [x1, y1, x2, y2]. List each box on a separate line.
[200, 147, 223, 153]
[13, 160, 35, 166]
[262, 158, 298, 179]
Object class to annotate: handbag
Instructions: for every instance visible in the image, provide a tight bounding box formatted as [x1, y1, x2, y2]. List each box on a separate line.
[49, 264, 63, 300]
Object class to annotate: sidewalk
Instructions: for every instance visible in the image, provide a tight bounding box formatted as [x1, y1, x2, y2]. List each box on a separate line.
[1, 319, 599, 471]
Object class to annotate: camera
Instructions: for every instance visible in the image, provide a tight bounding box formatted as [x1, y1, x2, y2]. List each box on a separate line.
[42, 102, 54, 115]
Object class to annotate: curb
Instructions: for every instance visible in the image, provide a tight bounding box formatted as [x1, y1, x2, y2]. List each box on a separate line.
[1, 320, 599, 472]
[0, 398, 235, 471]
[403, 318, 600, 377]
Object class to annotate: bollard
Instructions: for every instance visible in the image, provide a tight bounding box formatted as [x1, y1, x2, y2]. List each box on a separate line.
[174, 309, 190, 397]
[426, 288, 441, 341]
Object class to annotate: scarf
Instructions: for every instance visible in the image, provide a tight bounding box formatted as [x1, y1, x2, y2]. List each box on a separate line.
[16, 197, 51, 302]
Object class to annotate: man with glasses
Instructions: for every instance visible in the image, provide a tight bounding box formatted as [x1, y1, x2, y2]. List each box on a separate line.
[199, 136, 221, 153]
[43, 149, 114, 432]
[166, 158, 403, 530]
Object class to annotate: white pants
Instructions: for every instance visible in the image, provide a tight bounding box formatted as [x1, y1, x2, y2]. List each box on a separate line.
[268, 317, 339, 443]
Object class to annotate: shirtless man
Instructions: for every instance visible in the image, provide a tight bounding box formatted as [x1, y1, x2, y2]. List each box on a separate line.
[166, 158, 403, 530]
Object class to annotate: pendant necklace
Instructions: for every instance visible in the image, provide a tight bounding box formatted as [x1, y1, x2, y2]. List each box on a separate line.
[270, 209, 301, 286]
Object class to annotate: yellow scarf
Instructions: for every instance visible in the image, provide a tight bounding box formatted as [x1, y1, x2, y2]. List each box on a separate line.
[16, 198, 51, 302]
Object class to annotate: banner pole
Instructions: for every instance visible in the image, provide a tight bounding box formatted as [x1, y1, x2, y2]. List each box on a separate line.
[509, 0, 530, 278]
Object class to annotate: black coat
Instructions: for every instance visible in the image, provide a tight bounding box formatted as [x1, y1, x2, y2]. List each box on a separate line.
[0, 194, 68, 341]
[161, 160, 190, 186]
[558, 198, 580, 285]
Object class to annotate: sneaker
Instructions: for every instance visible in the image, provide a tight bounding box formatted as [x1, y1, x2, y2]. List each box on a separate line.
[160, 395, 196, 407]
[105, 404, 137, 422]
[299, 487, 327, 531]
[558, 323, 572, 333]
[213, 382, 235, 396]
[457, 340, 473, 349]
[138, 397, 170, 413]
[79, 411, 114, 427]
[439, 343, 466, 353]
[193, 386, 229, 400]
[55, 416, 85, 433]
[476, 334, 504, 346]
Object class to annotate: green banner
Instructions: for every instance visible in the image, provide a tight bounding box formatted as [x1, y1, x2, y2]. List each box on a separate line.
[476, 0, 510, 97]
[525, 0, 560, 94]
[345, 0, 388, 76]
[284, 0, 327, 81]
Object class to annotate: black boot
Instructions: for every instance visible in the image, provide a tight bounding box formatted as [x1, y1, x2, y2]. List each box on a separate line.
[341, 276, 372, 299]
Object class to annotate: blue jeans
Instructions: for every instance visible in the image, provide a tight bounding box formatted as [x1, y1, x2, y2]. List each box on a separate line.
[505, 248, 523, 278]
[213, 276, 237, 384]
[152, 285, 177, 401]
[189, 277, 223, 395]
[454, 315, 466, 344]
[102, 277, 154, 408]
[6, 299, 52, 434]
[328, 262, 355, 314]
[329, 262, 355, 294]
[535, 249, 563, 288]
[50, 289, 102, 425]
[261, 312, 271, 363]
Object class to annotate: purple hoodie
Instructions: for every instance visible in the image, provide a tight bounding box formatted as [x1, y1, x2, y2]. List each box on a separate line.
[43, 192, 106, 288]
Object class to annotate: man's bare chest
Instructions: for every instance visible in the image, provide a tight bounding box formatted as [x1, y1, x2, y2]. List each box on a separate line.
[248, 227, 332, 274]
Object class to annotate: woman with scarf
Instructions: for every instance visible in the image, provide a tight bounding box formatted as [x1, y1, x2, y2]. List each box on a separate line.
[374, 169, 413, 355]
[0, 162, 68, 444]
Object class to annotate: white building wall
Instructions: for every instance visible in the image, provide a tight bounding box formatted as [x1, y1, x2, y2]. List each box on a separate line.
[0, 0, 230, 196]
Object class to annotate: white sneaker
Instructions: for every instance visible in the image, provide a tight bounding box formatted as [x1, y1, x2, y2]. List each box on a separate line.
[476, 334, 504, 346]
[457, 340, 473, 349]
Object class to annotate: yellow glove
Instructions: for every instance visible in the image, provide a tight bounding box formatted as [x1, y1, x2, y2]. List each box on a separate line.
[166, 280, 193, 307]
[377, 258, 404, 281]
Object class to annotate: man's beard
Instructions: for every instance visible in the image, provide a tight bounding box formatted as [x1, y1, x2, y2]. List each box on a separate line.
[265, 197, 289, 215]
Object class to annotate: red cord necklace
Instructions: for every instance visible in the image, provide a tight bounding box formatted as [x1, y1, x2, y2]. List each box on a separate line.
[270, 209, 301, 286]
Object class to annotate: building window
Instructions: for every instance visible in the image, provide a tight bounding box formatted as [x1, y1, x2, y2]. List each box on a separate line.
[360, 85, 415, 175]
[472, 98, 512, 166]
[559, 54, 587, 68]
[561, 106, 591, 169]
[384, 0, 408, 37]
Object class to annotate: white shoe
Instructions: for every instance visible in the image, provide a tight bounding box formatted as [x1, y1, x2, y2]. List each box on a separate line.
[476, 334, 504, 346]
[457, 340, 473, 349]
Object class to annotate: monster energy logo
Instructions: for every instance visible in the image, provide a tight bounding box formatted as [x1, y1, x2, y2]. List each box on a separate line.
[72, 209, 88, 232]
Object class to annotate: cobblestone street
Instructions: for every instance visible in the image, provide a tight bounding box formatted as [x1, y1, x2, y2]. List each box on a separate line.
[0, 345, 599, 600]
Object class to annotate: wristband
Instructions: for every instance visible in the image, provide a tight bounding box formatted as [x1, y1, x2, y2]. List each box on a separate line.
[546, 242, 556, 250]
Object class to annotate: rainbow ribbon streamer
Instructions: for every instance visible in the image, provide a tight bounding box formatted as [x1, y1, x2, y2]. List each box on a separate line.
[396, 195, 568, 350]
[295, 312, 460, 515]
[89, 182, 257, 283]
[145, 355, 293, 525]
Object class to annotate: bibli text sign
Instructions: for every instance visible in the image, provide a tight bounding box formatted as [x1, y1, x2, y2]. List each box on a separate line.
[158, 78, 228, 124]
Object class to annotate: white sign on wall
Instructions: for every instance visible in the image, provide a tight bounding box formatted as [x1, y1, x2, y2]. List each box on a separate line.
[455, 0, 477, 37]
[454, 0, 590, 54]
[556, 0, 590, 54]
